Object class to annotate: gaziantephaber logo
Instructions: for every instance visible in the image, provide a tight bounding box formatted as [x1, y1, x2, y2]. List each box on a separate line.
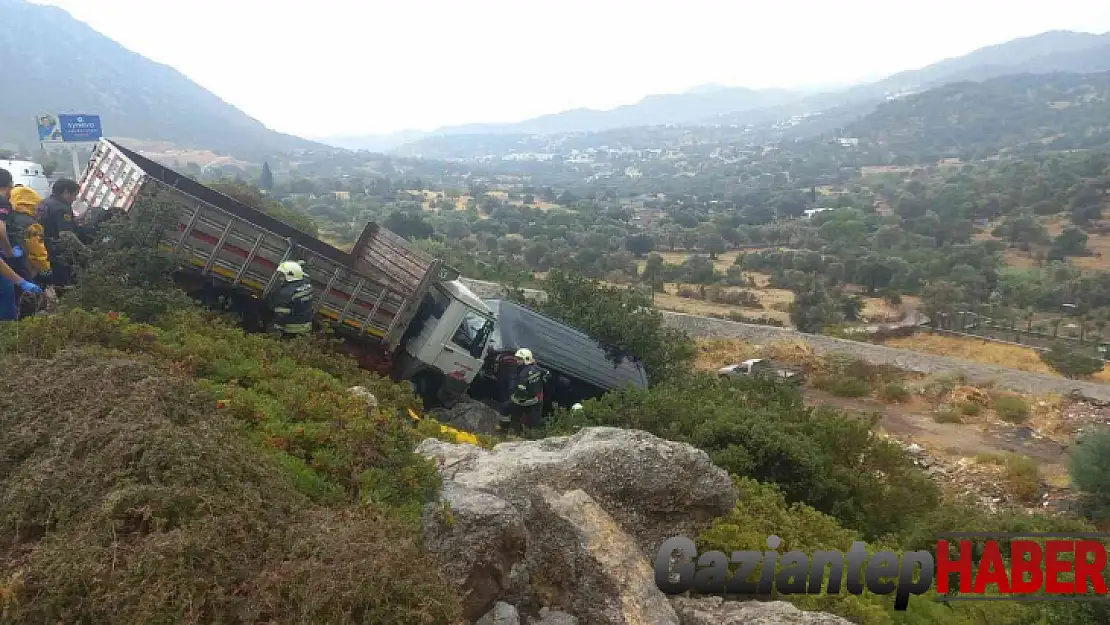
[654, 532, 1110, 610]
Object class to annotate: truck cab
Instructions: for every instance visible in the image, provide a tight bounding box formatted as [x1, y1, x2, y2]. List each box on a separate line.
[397, 279, 496, 405]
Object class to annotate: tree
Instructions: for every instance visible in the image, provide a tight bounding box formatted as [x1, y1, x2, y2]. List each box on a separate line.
[789, 277, 844, 333]
[259, 162, 274, 192]
[625, 234, 655, 258]
[697, 233, 727, 259]
[209, 180, 318, 237]
[1041, 343, 1105, 379]
[1048, 227, 1089, 260]
[1069, 427, 1110, 521]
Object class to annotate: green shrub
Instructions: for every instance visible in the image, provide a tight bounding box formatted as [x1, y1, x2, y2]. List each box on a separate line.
[992, 394, 1030, 423]
[814, 374, 872, 398]
[0, 349, 460, 625]
[1069, 427, 1110, 521]
[959, 401, 982, 416]
[880, 382, 911, 402]
[934, 410, 963, 424]
[545, 372, 939, 540]
[0, 308, 438, 513]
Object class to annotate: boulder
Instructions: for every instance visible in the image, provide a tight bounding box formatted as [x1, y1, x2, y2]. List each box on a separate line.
[432, 396, 504, 435]
[530, 607, 578, 625]
[523, 486, 679, 625]
[417, 426, 737, 556]
[422, 483, 528, 621]
[347, 386, 378, 414]
[671, 597, 854, 625]
[477, 602, 521, 625]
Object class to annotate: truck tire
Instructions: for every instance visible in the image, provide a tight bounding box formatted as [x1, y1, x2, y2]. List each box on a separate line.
[436, 387, 461, 408]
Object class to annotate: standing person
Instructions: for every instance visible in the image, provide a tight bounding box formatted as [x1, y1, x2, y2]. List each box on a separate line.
[494, 348, 519, 404]
[8, 187, 52, 318]
[0, 170, 43, 320]
[503, 348, 549, 434]
[266, 261, 315, 338]
[37, 178, 80, 288]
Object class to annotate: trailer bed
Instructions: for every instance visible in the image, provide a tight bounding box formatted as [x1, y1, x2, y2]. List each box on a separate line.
[77, 139, 435, 349]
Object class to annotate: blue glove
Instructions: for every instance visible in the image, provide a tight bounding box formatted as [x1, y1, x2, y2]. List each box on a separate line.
[18, 280, 42, 295]
[10, 245, 22, 258]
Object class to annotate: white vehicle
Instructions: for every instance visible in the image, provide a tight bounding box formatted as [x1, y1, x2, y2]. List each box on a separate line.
[0, 160, 51, 197]
[717, 358, 805, 384]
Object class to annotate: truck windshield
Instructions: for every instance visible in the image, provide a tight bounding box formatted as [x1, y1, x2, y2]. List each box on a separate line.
[451, 310, 494, 359]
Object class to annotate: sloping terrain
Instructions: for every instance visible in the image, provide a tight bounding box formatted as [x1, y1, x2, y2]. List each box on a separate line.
[0, 0, 326, 159]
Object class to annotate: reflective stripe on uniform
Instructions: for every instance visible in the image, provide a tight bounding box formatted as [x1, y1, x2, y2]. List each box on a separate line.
[277, 322, 312, 334]
[511, 396, 540, 406]
[274, 307, 292, 314]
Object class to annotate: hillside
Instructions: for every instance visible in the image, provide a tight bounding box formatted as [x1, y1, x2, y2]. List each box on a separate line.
[383, 29, 1110, 157]
[843, 71, 1110, 162]
[0, 0, 327, 159]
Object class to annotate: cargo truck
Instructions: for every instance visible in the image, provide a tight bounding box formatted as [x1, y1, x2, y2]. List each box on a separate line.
[76, 138, 494, 407]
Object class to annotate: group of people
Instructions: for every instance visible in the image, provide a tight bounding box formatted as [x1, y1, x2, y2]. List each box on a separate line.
[0, 167, 82, 320]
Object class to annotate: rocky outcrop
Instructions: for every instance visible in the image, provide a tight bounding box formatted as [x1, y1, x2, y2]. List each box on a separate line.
[418, 427, 737, 557]
[418, 427, 737, 623]
[524, 486, 679, 624]
[671, 597, 855, 625]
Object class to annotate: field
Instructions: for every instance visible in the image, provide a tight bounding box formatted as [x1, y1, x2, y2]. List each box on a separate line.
[883, 333, 1110, 383]
[633, 250, 747, 273]
[417, 190, 560, 216]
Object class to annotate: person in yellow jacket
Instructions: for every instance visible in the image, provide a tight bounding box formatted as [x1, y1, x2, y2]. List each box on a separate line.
[7, 187, 51, 279]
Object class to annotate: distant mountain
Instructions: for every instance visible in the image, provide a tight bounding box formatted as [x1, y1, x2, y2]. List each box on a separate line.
[704, 30, 1110, 134]
[346, 29, 1110, 156]
[843, 71, 1110, 161]
[0, 0, 328, 160]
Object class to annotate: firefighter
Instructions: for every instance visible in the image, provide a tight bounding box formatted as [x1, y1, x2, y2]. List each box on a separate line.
[266, 261, 314, 338]
[501, 348, 549, 434]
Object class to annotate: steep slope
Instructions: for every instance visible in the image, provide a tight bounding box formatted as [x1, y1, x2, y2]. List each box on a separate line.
[0, 0, 327, 159]
[843, 71, 1110, 161]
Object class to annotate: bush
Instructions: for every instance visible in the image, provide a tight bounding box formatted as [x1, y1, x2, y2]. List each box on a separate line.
[0, 308, 438, 513]
[934, 410, 963, 424]
[1069, 427, 1110, 521]
[814, 374, 872, 398]
[992, 394, 1030, 423]
[0, 349, 460, 624]
[959, 401, 982, 416]
[544, 372, 940, 540]
[1041, 343, 1105, 378]
[880, 382, 911, 403]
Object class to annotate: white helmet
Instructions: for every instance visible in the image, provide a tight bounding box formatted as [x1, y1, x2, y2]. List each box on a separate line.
[515, 348, 534, 365]
[277, 261, 305, 281]
[571, 403, 583, 411]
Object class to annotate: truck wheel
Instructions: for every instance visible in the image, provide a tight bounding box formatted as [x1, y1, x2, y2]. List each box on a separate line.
[437, 387, 461, 408]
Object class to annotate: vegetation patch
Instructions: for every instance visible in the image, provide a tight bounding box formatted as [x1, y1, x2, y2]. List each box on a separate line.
[0, 350, 460, 625]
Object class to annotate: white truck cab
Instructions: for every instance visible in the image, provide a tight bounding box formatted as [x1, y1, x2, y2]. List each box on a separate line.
[402, 279, 496, 404]
[0, 160, 51, 197]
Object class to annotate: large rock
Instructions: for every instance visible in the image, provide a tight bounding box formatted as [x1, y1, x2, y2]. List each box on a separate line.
[530, 607, 578, 625]
[417, 426, 738, 556]
[422, 483, 528, 621]
[523, 486, 679, 625]
[432, 396, 504, 435]
[671, 597, 854, 625]
[477, 602, 521, 625]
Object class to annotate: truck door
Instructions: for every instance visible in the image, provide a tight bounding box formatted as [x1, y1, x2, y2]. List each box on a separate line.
[431, 304, 494, 385]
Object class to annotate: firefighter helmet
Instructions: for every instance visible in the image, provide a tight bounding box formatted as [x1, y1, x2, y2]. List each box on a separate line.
[514, 348, 534, 365]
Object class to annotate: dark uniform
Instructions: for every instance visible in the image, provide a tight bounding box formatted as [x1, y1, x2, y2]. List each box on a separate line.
[266, 278, 314, 337]
[36, 195, 76, 287]
[494, 351, 518, 404]
[506, 362, 548, 433]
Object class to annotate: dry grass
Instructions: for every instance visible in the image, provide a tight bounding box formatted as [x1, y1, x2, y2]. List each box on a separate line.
[634, 250, 747, 273]
[885, 333, 1110, 383]
[694, 338, 823, 372]
[0, 349, 461, 624]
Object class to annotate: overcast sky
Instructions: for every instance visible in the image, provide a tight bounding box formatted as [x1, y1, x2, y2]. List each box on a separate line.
[33, 0, 1110, 138]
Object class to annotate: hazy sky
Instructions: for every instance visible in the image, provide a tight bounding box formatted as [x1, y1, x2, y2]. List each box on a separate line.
[34, 0, 1110, 138]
